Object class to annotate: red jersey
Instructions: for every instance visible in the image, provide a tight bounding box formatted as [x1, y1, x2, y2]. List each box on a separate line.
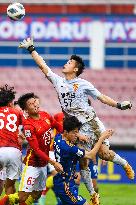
[50, 112, 64, 150]
[23, 111, 63, 167]
[0, 106, 22, 150]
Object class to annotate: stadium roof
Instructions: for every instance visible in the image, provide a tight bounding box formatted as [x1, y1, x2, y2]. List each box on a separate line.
[1, 0, 136, 5]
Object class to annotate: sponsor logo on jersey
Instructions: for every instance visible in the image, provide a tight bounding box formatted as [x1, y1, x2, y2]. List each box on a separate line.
[25, 130, 31, 138]
[45, 119, 51, 125]
[73, 83, 79, 92]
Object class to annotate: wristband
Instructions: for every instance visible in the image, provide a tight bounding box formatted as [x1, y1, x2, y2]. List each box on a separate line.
[27, 45, 35, 54]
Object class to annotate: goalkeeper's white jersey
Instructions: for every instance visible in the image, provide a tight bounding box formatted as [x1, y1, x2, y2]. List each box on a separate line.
[47, 68, 101, 123]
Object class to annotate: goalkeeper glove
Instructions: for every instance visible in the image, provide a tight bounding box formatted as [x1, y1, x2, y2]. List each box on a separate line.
[116, 101, 132, 110]
[19, 37, 35, 54]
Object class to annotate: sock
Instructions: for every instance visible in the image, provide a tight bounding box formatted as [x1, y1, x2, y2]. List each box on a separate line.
[25, 195, 34, 205]
[19, 195, 34, 205]
[46, 176, 54, 189]
[0, 196, 9, 205]
[8, 193, 19, 205]
[80, 168, 95, 195]
[112, 154, 127, 167]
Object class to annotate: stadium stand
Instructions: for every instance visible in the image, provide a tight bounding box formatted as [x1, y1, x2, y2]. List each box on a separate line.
[0, 68, 136, 146]
[0, 0, 136, 15]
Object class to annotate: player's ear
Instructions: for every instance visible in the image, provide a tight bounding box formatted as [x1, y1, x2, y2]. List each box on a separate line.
[74, 67, 78, 72]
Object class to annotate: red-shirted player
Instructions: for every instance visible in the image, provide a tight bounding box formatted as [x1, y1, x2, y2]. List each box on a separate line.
[38, 112, 64, 205]
[0, 93, 64, 205]
[0, 85, 22, 196]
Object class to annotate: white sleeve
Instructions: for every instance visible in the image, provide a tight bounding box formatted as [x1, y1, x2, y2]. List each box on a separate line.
[84, 81, 101, 100]
[46, 66, 63, 88]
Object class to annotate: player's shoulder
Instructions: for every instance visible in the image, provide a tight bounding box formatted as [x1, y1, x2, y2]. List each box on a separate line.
[39, 111, 52, 119]
[54, 112, 64, 121]
[2, 106, 21, 116]
[75, 77, 91, 85]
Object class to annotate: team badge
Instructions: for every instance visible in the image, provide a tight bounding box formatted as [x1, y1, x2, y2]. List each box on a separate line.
[73, 83, 79, 92]
[25, 130, 31, 138]
[77, 149, 84, 157]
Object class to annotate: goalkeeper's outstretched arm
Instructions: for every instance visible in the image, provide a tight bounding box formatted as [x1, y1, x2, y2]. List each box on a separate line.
[19, 37, 50, 76]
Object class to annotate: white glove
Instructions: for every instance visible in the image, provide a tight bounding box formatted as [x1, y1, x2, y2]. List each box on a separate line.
[117, 101, 132, 110]
[19, 37, 34, 49]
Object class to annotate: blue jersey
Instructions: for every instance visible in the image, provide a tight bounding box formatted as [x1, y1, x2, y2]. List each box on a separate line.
[53, 134, 86, 205]
[89, 155, 99, 179]
[54, 134, 85, 183]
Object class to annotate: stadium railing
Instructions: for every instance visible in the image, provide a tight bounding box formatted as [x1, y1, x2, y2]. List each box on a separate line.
[1, 41, 136, 68]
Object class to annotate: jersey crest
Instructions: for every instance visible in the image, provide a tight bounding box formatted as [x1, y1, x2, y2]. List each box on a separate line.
[73, 83, 79, 92]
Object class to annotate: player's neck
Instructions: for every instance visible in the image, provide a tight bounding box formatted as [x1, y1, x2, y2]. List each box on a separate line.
[29, 113, 40, 119]
[65, 73, 77, 80]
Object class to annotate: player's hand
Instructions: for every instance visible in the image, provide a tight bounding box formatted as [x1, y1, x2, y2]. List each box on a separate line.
[49, 159, 63, 173]
[77, 133, 89, 143]
[117, 101, 132, 110]
[100, 129, 114, 140]
[18, 133, 26, 145]
[53, 161, 63, 173]
[19, 37, 34, 49]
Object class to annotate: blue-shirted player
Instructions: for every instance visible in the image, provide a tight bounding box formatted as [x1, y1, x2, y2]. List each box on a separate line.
[53, 116, 114, 205]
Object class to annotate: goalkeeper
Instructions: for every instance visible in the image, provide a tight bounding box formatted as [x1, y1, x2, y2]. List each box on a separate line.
[19, 37, 134, 205]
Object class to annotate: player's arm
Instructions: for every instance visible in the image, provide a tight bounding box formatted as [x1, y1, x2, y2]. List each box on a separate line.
[19, 37, 49, 76]
[76, 133, 89, 143]
[97, 94, 132, 110]
[50, 115, 63, 134]
[24, 125, 63, 173]
[84, 129, 114, 160]
[86, 81, 132, 110]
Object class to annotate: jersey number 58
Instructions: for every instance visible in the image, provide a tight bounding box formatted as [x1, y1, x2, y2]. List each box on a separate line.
[0, 113, 17, 132]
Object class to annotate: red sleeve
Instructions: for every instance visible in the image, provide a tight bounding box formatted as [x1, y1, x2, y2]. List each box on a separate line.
[51, 116, 63, 133]
[24, 124, 50, 162]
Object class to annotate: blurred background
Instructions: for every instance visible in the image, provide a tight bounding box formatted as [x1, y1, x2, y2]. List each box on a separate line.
[0, 0, 136, 188]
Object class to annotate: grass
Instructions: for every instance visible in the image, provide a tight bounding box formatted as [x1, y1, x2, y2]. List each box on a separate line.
[1, 183, 136, 205]
[46, 183, 136, 205]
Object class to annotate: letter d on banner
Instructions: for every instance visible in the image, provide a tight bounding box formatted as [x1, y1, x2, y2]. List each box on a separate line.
[90, 21, 105, 70]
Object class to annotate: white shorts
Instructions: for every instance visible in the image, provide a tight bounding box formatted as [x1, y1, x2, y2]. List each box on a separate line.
[0, 147, 22, 180]
[47, 151, 56, 173]
[79, 117, 109, 150]
[19, 164, 47, 192]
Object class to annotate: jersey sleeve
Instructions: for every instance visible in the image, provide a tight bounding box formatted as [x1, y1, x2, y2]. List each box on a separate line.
[51, 117, 63, 133]
[62, 141, 85, 159]
[24, 124, 50, 162]
[84, 80, 101, 100]
[46, 67, 63, 88]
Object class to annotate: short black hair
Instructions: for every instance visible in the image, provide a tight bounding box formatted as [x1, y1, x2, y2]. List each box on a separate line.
[70, 55, 85, 76]
[63, 116, 82, 132]
[0, 84, 16, 107]
[18, 92, 36, 110]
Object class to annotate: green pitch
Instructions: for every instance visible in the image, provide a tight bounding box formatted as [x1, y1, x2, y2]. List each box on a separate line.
[1, 183, 136, 205]
[46, 183, 136, 205]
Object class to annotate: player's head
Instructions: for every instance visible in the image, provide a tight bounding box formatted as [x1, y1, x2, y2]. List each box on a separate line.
[62, 55, 85, 77]
[18, 93, 40, 114]
[0, 84, 16, 107]
[63, 116, 82, 143]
